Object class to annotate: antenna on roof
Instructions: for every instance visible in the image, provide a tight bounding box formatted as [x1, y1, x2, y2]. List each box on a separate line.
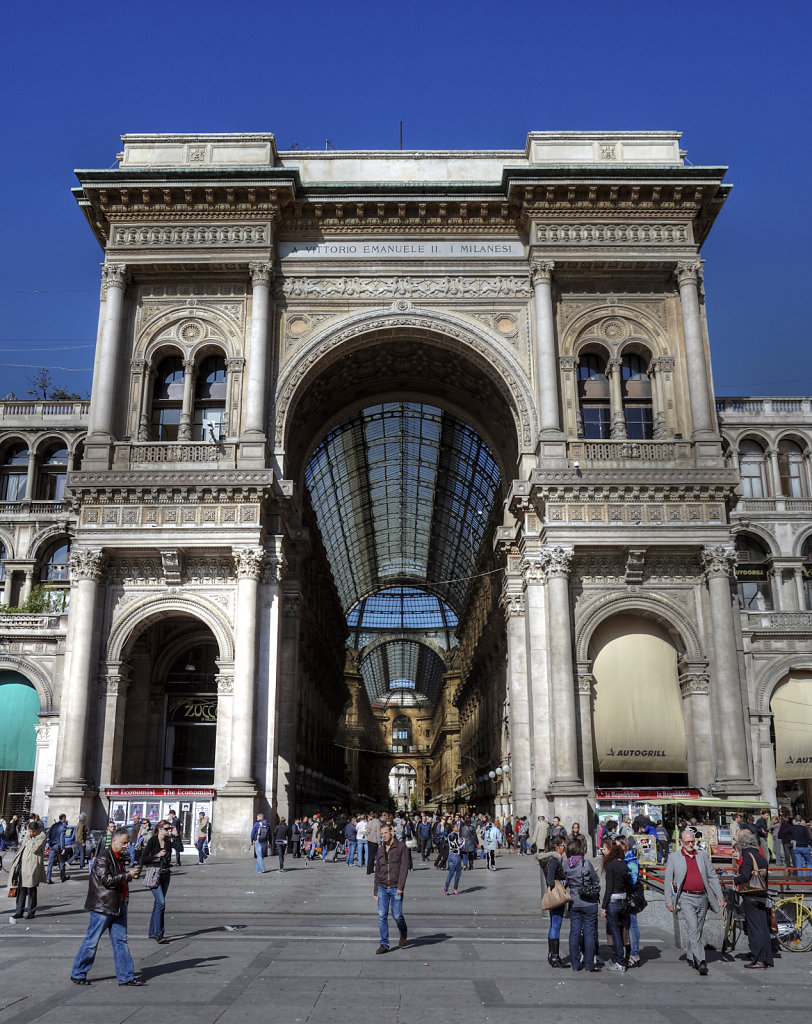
[325, 139, 336, 150]
[400, 120, 403, 150]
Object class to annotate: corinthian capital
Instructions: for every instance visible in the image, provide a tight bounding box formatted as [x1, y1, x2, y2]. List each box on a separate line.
[701, 544, 737, 579]
[541, 545, 574, 579]
[675, 259, 702, 288]
[249, 262, 274, 288]
[233, 546, 266, 579]
[530, 257, 554, 286]
[101, 263, 128, 297]
[70, 548, 107, 582]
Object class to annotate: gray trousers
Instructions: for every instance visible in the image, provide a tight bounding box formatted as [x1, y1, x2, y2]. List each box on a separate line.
[678, 892, 709, 964]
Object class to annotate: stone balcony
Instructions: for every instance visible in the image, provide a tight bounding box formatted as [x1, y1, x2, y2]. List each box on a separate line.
[742, 610, 812, 632]
[112, 441, 238, 470]
[566, 438, 694, 468]
[732, 497, 812, 515]
[0, 499, 70, 517]
[0, 612, 66, 633]
[0, 399, 90, 425]
[716, 396, 812, 423]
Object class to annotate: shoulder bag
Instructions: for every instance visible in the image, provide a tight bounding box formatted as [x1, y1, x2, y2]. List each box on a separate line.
[740, 851, 767, 894]
[541, 879, 572, 911]
[578, 862, 601, 903]
[143, 865, 162, 889]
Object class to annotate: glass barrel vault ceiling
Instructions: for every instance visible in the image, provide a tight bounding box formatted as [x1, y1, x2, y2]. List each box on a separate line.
[305, 402, 502, 705]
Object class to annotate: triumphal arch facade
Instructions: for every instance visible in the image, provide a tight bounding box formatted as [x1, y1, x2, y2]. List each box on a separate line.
[33, 130, 779, 846]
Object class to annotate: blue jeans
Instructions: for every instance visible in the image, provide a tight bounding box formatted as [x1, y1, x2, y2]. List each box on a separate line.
[606, 900, 629, 964]
[346, 840, 358, 865]
[548, 906, 564, 940]
[568, 904, 598, 970]
[196, 838, 207, 862]
[254, 840, 268, 871]
[445, 852, 462, 891]
[276, 841, 286, 869]
[377, 886, 407, 949]
[149, 873, 170, 938]
[46, 846, 66, 881]
[72, 906, 135, 983]
[358, 839, 368, 866]
[67, 841, 86, 868]
[629, 912, 640, 957]
[794, 846, 812, 879]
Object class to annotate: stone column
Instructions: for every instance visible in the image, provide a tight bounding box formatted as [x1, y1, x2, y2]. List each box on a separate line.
[500, 569, 531, 813]
[88, 264, 128, 439]
[530, 257, 561, 436]
[767, 448, 782, 497]
[542, 546, 581, 787]
[99, 666, 131, 789]
[679, 663, 714, 791]
[50, 548, 106, 794]
[675, 260, 715, 439]
[243, 263, 273, 438]
[575, 664, 596, 795]
[1, 569, 13, 605]
[753, 712, 777, 806]
[648, 358, 666, 438]
[21, 569, 34, 602]
[177, 358, 197, 441]
[226, 546, 264, 788]
[702, 545, 754, 788]
[137, 363, 155, 441]
[793, 565, 807, 610]
[606, 357, 626, 439]
[24, 449, 37, 501]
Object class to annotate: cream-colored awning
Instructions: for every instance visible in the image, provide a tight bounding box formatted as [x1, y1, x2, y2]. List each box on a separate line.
[772, 673, 812, 780]
[592, 614, 686, 774]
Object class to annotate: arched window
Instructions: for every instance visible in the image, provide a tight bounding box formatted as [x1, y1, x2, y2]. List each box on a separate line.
[392, 715, 413, 753]
[37, 443, 68, 501]
[621, 354, 653, 439]
[192, 355, 227, 441]
[41, 539, 71, 582]
[802, 538, 812, 611]
[739, 439, 768, 498]
[577, 353, 610, 439]
[778, 440, 808, 498]
[735, 535, 773, 610]
[1, 443, 29, 501]
[150, 357, 185, 441]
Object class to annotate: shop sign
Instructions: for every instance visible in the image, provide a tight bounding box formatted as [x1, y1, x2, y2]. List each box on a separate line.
[595, 788, 701, 802]
[167, 696, 218, 724]
[104, 787, 214, 798]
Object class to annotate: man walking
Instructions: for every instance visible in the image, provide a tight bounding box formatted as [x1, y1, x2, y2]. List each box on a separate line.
[274, 817, 290, 871]
[373, 822, 409, 954]
[417, 812, 432, 862]
[46, 813, 69, 883]
[250, 813, 270, 872]
[67, 814, 88, 870]
[70, 827, 144, 986]
[665, 828, 725, 976]
[366, 813, 381, 875]
[195, 812, 210, 863]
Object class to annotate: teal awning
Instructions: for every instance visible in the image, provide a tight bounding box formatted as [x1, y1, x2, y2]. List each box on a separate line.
[0, 671, 39, 771]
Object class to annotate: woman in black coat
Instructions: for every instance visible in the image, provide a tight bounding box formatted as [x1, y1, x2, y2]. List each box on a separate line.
[734, 831, 773, 968]
[139, 820, 173, 943]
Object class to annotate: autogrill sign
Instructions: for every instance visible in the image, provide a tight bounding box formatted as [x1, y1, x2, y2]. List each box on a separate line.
[606, 748, 667, 757]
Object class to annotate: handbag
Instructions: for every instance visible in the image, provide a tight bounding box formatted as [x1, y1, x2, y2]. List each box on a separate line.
[7, 864, 21, 899]
[627, 882, 648, 914]
[541, 879, 573, 911]
[143, 865, 161, 889]
[740, 852, 767, 894]
[578, 863, 601, 903]
[405, 838, 417, 850]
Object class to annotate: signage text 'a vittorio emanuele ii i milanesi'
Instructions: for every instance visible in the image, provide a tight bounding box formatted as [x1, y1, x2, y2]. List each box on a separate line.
[278, 240, 526, 259]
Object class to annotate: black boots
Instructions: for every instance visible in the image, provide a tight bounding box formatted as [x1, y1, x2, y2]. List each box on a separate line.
[548, 939, 565, 968]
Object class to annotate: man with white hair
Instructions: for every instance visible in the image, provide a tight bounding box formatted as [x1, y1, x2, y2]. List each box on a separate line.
[664, 828, 725, 976]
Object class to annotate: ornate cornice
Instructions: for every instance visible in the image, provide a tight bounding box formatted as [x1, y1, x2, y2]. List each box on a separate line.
[233, 546, 265, 579]
[250, 261, 274, 288]
[701, 544, 737, 580]
[70, 548, 107, 582]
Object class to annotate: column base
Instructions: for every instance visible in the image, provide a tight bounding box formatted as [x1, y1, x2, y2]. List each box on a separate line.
[544, 785, 590, 836]
[80, 438, 114, 471]
[238, 437, 269, 468]
[213, 788, 259, 855]
[536, 432, 568, 468]
[692, 437, 726, 467]
[710, 779, 761, 798]
[45, 782, 100, 823]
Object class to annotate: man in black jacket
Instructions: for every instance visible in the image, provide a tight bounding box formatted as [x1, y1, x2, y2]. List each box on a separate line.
[70, 828, 145, 986]
[46, 813, 69, 883]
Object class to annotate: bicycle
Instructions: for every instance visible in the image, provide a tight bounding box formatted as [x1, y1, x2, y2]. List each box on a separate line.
[721, 887, 744, 955]
[773, 893, 812, 952]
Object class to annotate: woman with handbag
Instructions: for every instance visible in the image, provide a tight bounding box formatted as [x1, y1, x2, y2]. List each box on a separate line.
[139, 819, 173, 943]
[734, 831, 773, 968]
[539, 835, 570, 967]
[562, 835, 601, 971]
[7, 819, 46, 919]
[601, 837, 631, 971]
[444, 822, 463, 895]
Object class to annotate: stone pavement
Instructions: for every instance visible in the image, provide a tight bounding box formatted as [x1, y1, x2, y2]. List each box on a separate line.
[1, 849, 810, 1023]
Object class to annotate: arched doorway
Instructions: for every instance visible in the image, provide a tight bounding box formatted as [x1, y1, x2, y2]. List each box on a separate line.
[389, 763, 417, 811]
[771, 671, 812, 817]
[0, 670, 40, 816]
[590, 613, 688, 788]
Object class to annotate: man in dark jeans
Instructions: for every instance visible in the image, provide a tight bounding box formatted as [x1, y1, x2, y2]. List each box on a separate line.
[46, 814, 69, 883]
[417, 813, 432, 862]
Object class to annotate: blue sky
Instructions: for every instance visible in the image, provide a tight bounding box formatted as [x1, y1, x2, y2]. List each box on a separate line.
[0, 0, 808, 399]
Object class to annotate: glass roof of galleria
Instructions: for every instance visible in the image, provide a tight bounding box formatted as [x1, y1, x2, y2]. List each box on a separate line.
[305, 402, 501, 705]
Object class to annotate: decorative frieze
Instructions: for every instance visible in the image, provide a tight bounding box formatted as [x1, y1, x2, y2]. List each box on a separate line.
[109, 223, 271, 249]
[274, 275, 532, 299]
[80, 500, 260, 529]
[537, 222, 689, 246]
[545, 499, 725, 527]
[160, 549, 183, 585]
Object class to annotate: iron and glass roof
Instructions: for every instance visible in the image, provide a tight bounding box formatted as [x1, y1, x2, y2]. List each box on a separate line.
[305, 401, 501, 706]
[360, 640, 446, 707]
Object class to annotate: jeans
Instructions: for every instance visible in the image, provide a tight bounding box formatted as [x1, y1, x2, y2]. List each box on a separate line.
[128, 842, 136, 865]
[46, 846, 66, 881]
[149, 873, 170, 938]
[568, 904, 598, 970]
[67, 841, 86, 868]
[72, 906, 135, 983]
[606, 899, 629, 964]
[15, 885, 38, 917]
[196, 837, 208, 863]
[377, 886, 407, 949]
[548, 906, 564, 940]
[276, 841, 286, 869]
[366, 841, 378, 874]
[794, 846, 812, 879]
[445, 852, 462, 891]
[254, 840, 268, 871]
[629, 912, 640, 957]
[419, 835, 431, 860]
[346, 840, 358, 866]
[358, 839, 368, 866]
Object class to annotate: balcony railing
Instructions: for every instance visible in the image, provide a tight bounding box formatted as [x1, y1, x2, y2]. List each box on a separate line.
[0, 399, 90, 420]
[115, 441, 238, 468]
[743, 610, 812, 631]
[734, 497, 812, 514]
[567, 439, 694, 465]
[0, 613, 65, 631]
[716, 397, 812, 417]
[0, 500, 68, 516]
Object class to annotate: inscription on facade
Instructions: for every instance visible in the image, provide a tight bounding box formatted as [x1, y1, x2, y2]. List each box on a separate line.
[279, 240, 525, 259]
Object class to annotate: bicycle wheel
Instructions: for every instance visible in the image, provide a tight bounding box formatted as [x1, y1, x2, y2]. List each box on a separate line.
[776, 900, 812, 952]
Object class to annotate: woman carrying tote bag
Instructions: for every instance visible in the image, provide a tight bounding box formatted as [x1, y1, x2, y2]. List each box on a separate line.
[539, 835, 571, 967]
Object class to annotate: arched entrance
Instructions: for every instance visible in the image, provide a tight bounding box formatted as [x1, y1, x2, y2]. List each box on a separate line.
[771, 671, 812, 816]
[389, 763, 417, 811]
[0, 670, 40, 817]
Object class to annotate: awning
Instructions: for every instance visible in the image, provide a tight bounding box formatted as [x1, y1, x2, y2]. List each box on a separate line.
[772, 674, 812, 780]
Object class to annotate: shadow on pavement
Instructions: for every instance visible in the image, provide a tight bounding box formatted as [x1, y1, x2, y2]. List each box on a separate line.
[142, 955, 229, 979]
[406, 932, 452, 948]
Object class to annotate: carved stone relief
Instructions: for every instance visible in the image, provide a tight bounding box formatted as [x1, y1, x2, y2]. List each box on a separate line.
[274, 275, 532, 300]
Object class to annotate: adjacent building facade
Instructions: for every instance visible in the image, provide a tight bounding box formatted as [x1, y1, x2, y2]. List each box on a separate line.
[1, 132, 810, 846]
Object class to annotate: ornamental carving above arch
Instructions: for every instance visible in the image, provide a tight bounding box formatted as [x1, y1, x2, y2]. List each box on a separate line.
[754, 656, 812, 716]
[574, 590, 704, 664]
[273, 307, 537, 453]
[562, 303, 670, 360]
[105, 592, 235, 666]
[135, 304, 243, 363]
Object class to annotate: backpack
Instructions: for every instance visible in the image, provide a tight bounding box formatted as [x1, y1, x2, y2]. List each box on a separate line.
[256, 820, 269, 842]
